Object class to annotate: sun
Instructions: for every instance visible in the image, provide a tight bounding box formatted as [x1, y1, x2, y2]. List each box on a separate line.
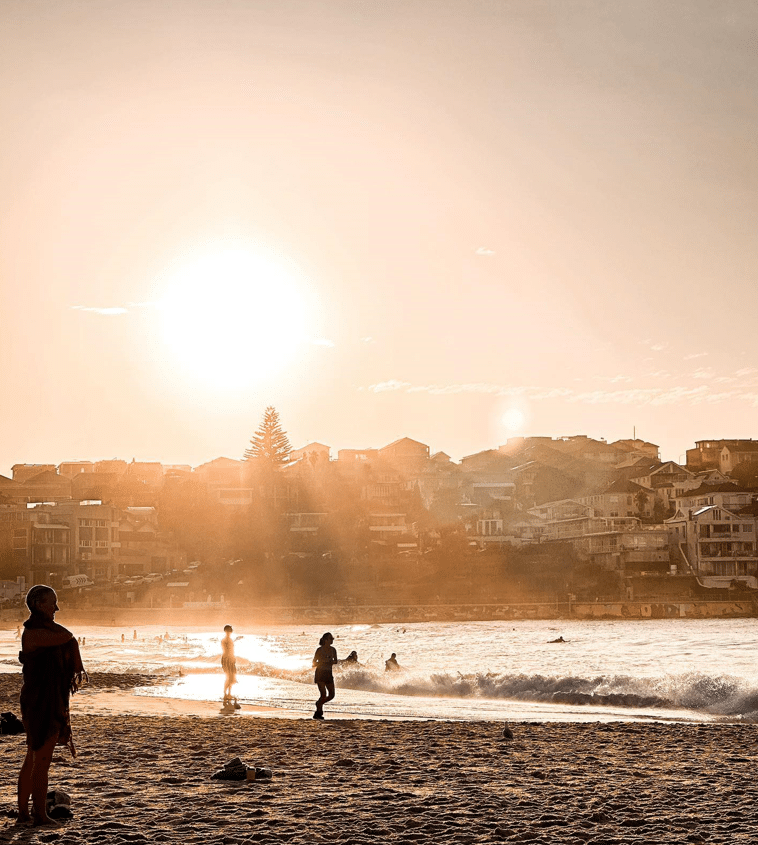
[159, 244, 312, 389]
[501, 407, 526, 433]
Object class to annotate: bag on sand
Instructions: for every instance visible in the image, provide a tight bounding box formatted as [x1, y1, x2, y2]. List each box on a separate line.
[0, 712, 25, 735]
[47, 790, 73, 820]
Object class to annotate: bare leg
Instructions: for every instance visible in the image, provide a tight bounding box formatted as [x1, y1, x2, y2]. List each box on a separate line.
[30, 736, 60, 826]
[16, 747, 34, 823]
[315, 681, 327, 715]
[315, 681, 335, 716]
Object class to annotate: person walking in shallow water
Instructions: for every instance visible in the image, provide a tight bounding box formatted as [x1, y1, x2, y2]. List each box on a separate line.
[17, 585, 86, 827]
[221, 625, 240, 705]
[312, 632, 337, 719]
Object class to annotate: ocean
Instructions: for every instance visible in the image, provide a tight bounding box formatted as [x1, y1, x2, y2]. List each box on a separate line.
[3, 617, 758, 723]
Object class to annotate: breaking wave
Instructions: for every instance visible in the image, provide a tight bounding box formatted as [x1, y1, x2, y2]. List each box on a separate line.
[235, 662, 758, 719]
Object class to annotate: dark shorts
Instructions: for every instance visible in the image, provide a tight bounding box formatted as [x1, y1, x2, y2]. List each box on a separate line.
[314, 668, 334, 685]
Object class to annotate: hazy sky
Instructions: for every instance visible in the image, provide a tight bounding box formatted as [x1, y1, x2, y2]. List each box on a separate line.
[2, 0, 757, 474]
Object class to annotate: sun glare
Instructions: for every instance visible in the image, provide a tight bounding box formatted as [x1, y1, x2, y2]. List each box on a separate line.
[159, 244, 311, 389]
[501, 407, 526, 433]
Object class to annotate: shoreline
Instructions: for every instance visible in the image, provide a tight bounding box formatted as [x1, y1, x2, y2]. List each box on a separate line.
[2, 714, 757, 843]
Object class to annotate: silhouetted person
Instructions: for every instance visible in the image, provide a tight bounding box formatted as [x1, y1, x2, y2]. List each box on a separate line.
[312, 632, 337, 719]
[121, 633, 125, 643]
[221, 625, 238, 704]
[548, 636, 566, 643]
[133, 629, 137, 640]
[343, 650, 359, 664]
[385, 652, 400, 671]
[17, 585, 86, 827]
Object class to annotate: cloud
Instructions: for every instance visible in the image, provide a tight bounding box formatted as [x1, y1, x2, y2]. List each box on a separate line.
[367, 380, 412, 393]
[71, 305, 128, 316]
[361, 337, 375, 344]
[684, 352, 709, 360]
[310, 337, 335, 348]
[475, 247, 496, 256]
[363, 377, 758, 408]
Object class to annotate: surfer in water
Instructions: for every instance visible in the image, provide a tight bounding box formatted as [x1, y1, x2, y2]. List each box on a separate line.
[385, 652, 400, 671]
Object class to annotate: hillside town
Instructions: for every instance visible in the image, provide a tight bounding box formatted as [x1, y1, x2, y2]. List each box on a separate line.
[3, 417, 758, 616]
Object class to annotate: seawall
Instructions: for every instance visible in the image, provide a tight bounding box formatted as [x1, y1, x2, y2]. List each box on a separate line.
[3, 599, 756, 627]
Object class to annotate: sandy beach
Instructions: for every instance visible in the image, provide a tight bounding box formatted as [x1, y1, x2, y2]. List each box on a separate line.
[1, 674, 757, 844]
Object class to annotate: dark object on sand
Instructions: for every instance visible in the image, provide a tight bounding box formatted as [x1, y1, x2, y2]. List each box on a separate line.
[212, 757, 247, 780]
[246, 766, 273, 781]
[0, 711, 25, 735]
[502, 725, 514, 740]
[47, 789, 73, 819]
[211, 757, 272, 781]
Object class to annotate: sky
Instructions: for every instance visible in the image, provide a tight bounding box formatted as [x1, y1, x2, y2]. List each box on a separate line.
[1, 0, 757, 475]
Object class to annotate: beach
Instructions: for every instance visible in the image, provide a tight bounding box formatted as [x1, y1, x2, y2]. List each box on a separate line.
[2, 674, 758, 844]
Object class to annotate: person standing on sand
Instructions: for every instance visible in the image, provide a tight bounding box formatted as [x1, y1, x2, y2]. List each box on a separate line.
[312, 632, 337, 720]
[385, 652, 400, 671]
[221, 625, 239, 704]
[17, 585, 87, 827]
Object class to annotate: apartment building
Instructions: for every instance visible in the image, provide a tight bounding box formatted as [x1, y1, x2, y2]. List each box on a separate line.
[666, 503, 757, 587]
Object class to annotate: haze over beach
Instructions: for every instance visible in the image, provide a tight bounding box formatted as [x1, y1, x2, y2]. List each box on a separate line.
[4, 3, 758, 843]
[2, 1, 758, 474]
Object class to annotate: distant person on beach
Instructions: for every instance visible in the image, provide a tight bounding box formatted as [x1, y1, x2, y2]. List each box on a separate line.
[548, 636, 567, 643]
[133, 630, 137, 639]
[221, 625, 239, 705]
[343, 650, 359, 664]
[312, 632, 337, 719]
[17, 585, 87, 827]
[385, 652, 400, 671]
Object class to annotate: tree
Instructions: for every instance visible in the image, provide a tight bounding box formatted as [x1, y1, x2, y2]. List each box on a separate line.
[244, 406, 291, 466]
[634, 489, 649, 520]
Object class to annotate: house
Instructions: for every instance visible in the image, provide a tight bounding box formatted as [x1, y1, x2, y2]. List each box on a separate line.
[58, 461, 95, 477]
[720, 442, 758, 475]
[94, 459, 128, 476]
[470, 508, 545, 548]
[610, 439, 660, 460]
[528, 500, 669, 575]
[672, 482, 753, 514]
[666, 504, 757, 587]
[71, 472, 120, 503]
[0, 475, 24, 504]
[289, 443, 331, 465]
[627, 462, 700, 512]
[378, 438, 430, 473]
[15, 470, 73, 503]
[368, 512, 415, 546]
[577, 479, 654, 519]
[11, 464, 57, 483]
[126, 460, 164, 486]
[686, 440, 758, 472]
[193, 457, 243, 487]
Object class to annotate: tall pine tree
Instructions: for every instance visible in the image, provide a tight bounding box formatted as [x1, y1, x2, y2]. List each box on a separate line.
[244, 406, 291, 466]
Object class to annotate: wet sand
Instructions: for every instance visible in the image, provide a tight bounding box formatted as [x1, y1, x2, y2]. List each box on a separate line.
[1, 675, 757, 843]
